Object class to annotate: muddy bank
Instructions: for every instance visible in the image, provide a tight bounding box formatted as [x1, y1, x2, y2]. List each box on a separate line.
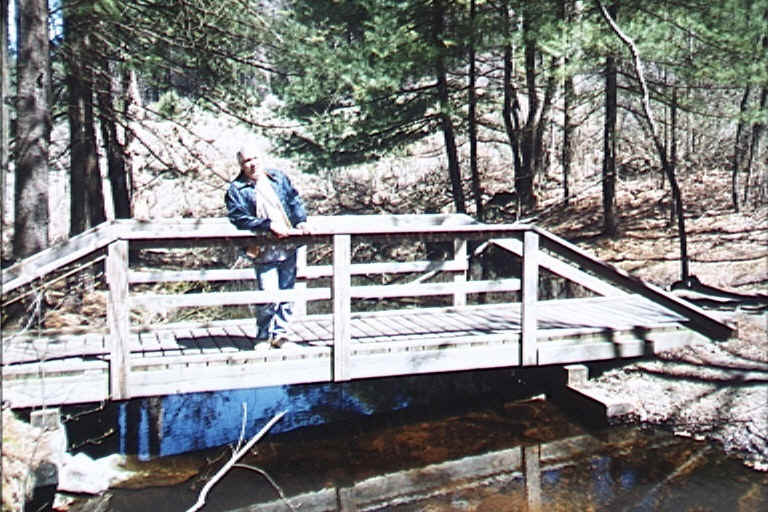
[589, 312, 768, 470]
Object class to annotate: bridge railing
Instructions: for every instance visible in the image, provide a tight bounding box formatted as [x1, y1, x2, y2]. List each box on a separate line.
[107, 215, 536, 396]
[2, 213, 731, 401]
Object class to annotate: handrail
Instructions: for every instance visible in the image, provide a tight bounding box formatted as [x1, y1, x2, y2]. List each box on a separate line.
[531, 226, 733, 341]
[1, 215, 523, 293]
[2, 214, 734, 403]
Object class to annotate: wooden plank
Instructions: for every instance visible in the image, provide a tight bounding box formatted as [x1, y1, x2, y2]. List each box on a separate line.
[348, 342, 522, 379]
[223, 325, 258, 350]
[301, 317, 334, 344]
[521, 231, 538, 365]
[1, 222, 118, 293]
[2, 333, 106, 364]
[135, 331, 165, 357]
[333, 234, 352, 381]
[423, 310, 482, 336]
[106, 239, 131, 400]
[537, 337, 649, 365]
[118, 215, 524, 240]
[1, 295, 710, 410]
[127, 358, 333, 398]
[128, 268, 255, 284]
[130, 287, 331, 309]
[1, 371, 109, 408]
[404, 311, 464, 338]
[490, 238, 627, 297]
[350, 279, 521, 300]
[289, 319, 325, 345]
[303, 259, 467, 280]
[357, 315, 403, 340]
[353, 317, 392, 343]
[2, 358, 109, 378]
[129, 260, 468, 284]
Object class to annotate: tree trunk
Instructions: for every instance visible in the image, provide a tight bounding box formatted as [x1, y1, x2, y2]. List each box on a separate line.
[743, 15, 767, 206]
[519, 14, 538, 211]
[501, 2, 523, 211]
[432, 0, 466, 214]
[561, 0, 574, 206]
[518, 8, 556, 213]
[731, 86, 751, 212]
[563, 73, 573, 205]
[669, 86, 679, 225]
[97, 55, 132, 219]
[468, 0, 482, 221]
[14, 0, 50, 258]
[534, 69, 557, 178]
[1, 0, 9, 244]
[596, 0, 689, 281]
[743, 84, 767, 205]
[602, 3, 618, 237]
[66, 2, 105, 236]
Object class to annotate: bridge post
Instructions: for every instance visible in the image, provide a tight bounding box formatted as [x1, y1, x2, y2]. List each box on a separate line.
[453, 237, 467, 307]
[521, 231, 539, 365]
[106, 239, 130, 399]
[294, 245, 308, 316]
[332, 234, 352, 381]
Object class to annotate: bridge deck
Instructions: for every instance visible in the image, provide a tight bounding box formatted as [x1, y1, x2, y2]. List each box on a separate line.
[2, 295, 701, 408]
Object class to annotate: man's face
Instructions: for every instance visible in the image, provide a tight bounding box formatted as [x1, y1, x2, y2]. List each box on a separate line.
[240, 155, 262, 180]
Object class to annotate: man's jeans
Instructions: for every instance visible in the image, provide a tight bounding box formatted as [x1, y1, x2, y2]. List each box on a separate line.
[254, 251, 297, 340]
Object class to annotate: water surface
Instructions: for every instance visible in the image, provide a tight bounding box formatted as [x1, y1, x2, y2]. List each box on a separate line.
[71, 398, 767, 511]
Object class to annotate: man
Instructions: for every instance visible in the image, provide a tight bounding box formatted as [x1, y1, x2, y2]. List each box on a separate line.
[225, 148, 311, 347]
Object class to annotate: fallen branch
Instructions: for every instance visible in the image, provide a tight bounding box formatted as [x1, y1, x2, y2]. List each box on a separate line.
[186, 409, 287, 512]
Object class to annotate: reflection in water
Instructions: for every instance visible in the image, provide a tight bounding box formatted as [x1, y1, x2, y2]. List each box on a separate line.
[93, 399, 767, 512]
[116, 369, 534, 459]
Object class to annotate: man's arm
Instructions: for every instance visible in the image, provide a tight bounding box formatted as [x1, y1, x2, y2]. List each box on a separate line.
[225, 185, 271, 232]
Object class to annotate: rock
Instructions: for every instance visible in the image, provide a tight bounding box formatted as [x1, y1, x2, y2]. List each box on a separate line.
[58, 453, 133, 495]
[2, 408, 65, 511]
[58, 454, 111, 495]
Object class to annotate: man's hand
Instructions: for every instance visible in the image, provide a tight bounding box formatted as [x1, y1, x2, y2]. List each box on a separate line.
[271, 222, 313, 238]
[270, 224, 292, 238]
[296, 222, 314, 235]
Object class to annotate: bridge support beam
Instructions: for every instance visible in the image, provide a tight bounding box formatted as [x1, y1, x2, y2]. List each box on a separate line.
[521, 231, 539, 365]
[107, 239, 130, 400]
[453, 238, 467, 307]
[549, 364, 632, 426]
[333, 234, 352, 382]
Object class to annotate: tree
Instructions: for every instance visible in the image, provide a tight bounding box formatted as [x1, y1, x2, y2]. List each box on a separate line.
[64, 0, 105, 236]
[1, 0, 10, 241]
[560, 0, 576, 206]
[468, 0, 482, 220]
[596, 0, 690, 280]
[431, 0, 466, 213]
[14, 0, 50, 258]
[269, 0, 467, 212]
[600, 3, 618, 236]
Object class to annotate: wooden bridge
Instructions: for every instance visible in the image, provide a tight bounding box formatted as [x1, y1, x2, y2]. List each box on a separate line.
[1, 214, 732, 409]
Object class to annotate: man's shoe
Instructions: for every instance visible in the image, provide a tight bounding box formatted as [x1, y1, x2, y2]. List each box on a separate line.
[270, 333, 290, 348]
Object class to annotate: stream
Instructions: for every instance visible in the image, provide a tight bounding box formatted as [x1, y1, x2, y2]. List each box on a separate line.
[66, 397, 767, 512]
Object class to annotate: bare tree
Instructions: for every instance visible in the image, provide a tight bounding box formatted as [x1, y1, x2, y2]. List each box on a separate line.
[601, 3, 618, 236]
[596, 0, 690, 281]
